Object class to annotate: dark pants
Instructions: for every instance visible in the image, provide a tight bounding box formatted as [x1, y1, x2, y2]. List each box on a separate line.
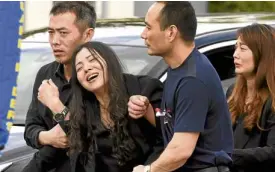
[193, 166, 231, 172]
[22, 146, 70, 172]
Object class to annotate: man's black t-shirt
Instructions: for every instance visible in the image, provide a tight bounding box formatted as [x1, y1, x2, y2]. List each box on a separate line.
[160, 48, 233, 171]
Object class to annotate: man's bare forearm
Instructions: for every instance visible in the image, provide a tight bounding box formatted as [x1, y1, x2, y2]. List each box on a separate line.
[150, 144, 188, 172]
[49, 98, 65, 114]
[38, 130, 50, 146]
[144, 104, 156, 126]
[150, 132, 199, 172]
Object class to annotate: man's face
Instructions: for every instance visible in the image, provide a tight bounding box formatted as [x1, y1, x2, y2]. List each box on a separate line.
[141, 2, 170, 56]
[48, 12, 86, 65]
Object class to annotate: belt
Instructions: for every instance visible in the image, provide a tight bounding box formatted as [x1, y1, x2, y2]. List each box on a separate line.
[193, 166, 230, 172]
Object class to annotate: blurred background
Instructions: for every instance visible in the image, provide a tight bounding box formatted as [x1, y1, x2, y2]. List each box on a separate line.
[23, 1, 275, 32]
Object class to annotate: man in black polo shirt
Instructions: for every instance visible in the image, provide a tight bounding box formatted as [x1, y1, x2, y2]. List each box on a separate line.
[22, 2, 96, 172]
[131, 2, 233, 172]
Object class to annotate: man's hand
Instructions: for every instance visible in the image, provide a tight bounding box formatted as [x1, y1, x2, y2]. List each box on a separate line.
[128, 95, 149, 119]
[132, 165, 145, 172]
[38, 124, 68, 148]
[37, 79, 59, 109]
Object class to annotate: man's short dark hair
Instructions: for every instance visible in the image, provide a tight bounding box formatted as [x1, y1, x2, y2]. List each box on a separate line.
[50, 1, 97, 31]
[159, 1, 197, 42]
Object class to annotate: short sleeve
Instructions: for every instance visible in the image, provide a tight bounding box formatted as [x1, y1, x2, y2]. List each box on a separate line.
[174, 77, 209, 133]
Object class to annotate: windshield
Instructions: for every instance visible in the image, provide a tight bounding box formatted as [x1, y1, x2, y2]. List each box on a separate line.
[14, 41, 162, 125]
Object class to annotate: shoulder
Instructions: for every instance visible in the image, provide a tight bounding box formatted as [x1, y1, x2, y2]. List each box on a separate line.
[138, 75, 163, 87]
[259, 97, 275, 128]
[177, 77, 207, 92]
[123, 73, 163, 88]
[175, 77, 209, 100]
[37, 61, 59, 77]
[123, 73, 163, 100]
[33, 61, 59, 88]
[123, 73, 137, 82]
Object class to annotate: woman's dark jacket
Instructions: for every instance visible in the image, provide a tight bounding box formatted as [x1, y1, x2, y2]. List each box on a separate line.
[70, 74, 164, 172]
[226, 84, 275, 172]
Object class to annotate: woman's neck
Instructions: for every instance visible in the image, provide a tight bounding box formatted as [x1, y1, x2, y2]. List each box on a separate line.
[94, 89, 114, 128]
[95, 91, 109, 109]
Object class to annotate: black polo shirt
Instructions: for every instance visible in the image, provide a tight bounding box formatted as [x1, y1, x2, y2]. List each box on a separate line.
[24, 61, 72, 149]
[160, 48, 233, 171]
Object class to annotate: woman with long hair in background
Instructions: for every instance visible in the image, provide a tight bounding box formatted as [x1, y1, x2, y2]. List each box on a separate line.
[227, 23, 275, 172]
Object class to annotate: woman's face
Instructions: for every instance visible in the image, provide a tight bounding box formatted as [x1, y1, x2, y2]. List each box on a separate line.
[75, 47, 108, 93]
[233, 37, 255, 77]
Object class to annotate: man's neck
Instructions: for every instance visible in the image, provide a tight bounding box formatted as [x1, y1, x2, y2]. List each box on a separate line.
[63, 64, 72, 82]
[163, 41, 195, 69]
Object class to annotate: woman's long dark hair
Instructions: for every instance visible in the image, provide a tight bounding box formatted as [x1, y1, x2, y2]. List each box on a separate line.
[228, 24, 275, 131]
[68, 41, 137, 165]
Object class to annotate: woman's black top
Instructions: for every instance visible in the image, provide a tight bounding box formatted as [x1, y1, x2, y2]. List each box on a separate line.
[93, 117, 144, 172]
[70, 74, 164, 172]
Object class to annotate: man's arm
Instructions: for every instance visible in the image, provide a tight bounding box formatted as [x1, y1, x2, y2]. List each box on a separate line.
[128, 75, 163, 127]
[38, 95, 71, 145]
[128, 96, 156, 126]
[144, 103, 156, 126]
[36, 79, 70, 148]
[24, 68, 47, 149]
[141, 75, 163, 127]
[147, 77, 209, 172]
[24, 69, 69, 149]
[37, 98, 69, 146]
[151, 132, 199, 172]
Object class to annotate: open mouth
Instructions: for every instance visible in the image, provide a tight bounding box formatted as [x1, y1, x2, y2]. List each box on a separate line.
[87, 73, 99, 82]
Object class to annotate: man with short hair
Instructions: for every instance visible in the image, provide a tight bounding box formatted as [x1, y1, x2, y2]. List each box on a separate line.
[130, 2, 233, 172]
[22, 2, 96, 172]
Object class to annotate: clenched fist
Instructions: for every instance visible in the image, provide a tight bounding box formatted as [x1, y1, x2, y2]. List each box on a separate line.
[38, 79, 59, 109]
[128, 95, 149, 119]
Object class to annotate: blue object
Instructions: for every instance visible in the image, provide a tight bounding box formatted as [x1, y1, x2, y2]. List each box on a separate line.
[0, 1, 24, 153]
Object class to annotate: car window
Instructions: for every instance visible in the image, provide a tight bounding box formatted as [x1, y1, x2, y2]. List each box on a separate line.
[203, 45, 235, 80]
[203, 45, 236, 93]
[110, 45, 162, 75]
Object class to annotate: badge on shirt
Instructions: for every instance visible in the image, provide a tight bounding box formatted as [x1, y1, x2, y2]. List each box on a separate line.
[155, 108, 172, 124]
